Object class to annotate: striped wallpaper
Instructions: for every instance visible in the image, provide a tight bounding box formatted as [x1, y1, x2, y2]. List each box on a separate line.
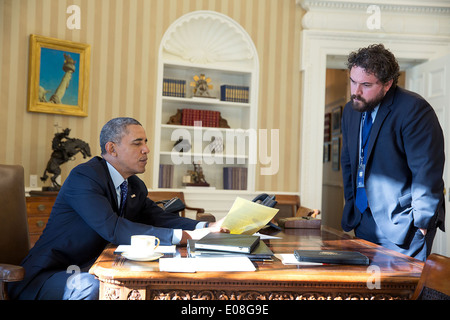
[0, 0, 303, 192]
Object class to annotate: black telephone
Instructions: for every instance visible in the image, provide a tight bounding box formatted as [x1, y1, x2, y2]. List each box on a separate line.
[156, 197, 186, 215]
[252, 193, 277, 208]
[252, 193, 281, 230]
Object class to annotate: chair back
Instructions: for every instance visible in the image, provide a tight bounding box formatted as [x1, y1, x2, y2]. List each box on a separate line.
[411, 253, 450, 300]
[0, 165, 29, 265]
[148, 191, 186, 203]
[148, 191, 186, 216]
[147, 191, 214, 222]
[274, 194, 300, 219]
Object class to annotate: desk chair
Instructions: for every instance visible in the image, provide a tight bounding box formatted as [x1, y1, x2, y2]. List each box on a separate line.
[411, 253, 450, 300]
[274, 194, 320, 219]
[147, 191, 215, 223]
[0, 165, 29, 300]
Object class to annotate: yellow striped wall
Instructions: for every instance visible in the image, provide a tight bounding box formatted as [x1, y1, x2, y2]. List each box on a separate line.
[0, 0, 303, 192]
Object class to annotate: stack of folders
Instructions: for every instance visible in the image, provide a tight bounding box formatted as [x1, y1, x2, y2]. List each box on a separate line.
[188, 233, 274, 261]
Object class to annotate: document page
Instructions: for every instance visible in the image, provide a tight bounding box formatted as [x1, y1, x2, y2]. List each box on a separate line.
[159, 257, 256, 272]
[115, 245, 176, 254]
[275, 254, 323, 266]
[221, 197, 279, 235]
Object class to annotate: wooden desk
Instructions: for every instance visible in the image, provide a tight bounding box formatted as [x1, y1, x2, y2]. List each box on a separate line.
[89, 226, 423, 300]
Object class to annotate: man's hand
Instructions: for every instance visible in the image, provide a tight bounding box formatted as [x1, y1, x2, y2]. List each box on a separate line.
[179, 218, 230, 245]
[180, 229, 203, 245]
[206, 217, 229, 233]
[419, 228, 427, 236]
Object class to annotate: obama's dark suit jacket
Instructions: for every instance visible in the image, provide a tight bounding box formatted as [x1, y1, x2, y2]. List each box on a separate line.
[9, 156, 198, 299]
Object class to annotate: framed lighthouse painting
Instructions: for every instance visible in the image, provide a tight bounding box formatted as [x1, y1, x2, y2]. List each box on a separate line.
[27, 34, 90, 117]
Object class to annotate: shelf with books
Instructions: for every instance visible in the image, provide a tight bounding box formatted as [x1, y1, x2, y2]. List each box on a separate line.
[159, 152, 249, 163]
[162, 78, 186, 98]
[158, 153, 249, 190]
[163, 61, 253, 94]
[162, 104, 250, 130]
[220, 85, 250, 103]
[153, 11, 259, 192]
[223, 167, 248, 190]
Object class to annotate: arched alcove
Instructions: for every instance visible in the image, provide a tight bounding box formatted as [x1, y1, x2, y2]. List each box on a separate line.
[152, 11, 260, 216]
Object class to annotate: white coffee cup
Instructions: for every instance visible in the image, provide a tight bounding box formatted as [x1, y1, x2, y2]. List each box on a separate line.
[130, 235, 160, 257]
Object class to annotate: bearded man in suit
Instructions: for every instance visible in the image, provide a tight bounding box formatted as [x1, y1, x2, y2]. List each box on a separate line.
[340, 44, 445, 261]
[9, 117, 224, 299]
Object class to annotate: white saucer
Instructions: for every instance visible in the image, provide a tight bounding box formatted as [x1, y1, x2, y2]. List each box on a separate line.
[121, 251, 163, 261]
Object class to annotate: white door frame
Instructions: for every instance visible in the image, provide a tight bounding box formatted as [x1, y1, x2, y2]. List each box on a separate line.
[406, 55, 450, 256]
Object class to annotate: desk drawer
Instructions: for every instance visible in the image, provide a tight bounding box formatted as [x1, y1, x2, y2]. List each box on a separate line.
[26, 202, 53, 215]
[28, 216, 50, 234]
[26, 196, 56, 249]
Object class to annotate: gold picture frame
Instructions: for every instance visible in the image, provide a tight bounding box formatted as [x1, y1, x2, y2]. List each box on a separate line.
[27, 34, 90, 117]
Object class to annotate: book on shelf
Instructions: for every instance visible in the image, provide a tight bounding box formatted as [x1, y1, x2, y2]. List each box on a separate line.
[182, 108, 220, 128]
[194, 233, 260, 254]
[158, 164, 174, 188]
[223, 167, 247, 190]
[220, 85, 249, 103]
[163, 78, 186, 98]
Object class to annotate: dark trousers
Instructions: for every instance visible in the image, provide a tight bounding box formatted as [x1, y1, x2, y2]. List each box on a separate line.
[35, 271, 99, 300]
[11, 268, 99, 300]
[355, 209, 436, 262]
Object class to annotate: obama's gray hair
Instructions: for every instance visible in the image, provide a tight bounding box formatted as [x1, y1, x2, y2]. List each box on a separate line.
[100, 117, 142, 155]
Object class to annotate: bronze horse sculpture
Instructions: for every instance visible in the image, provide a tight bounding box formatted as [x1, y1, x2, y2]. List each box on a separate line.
[41, 129, 91, 190]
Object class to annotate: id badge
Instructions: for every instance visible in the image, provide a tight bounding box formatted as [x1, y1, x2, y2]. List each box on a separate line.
[357, 164, 365, 188]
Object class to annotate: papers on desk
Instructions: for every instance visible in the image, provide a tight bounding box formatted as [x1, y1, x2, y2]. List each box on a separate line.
[275, 254, 323, 266]
[188, 239, 274, 261]
[115, 245, 176, 254]
[253, 232, 281, 240]
[118, 197, 280, 272]
[159, 257, 256, 273]
[221, 197, 279, 235]
[194, 233, 260, 253]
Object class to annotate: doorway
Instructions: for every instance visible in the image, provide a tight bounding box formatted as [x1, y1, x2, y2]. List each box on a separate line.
[321, 69, 348, 230]
[298, 0, 450, 257]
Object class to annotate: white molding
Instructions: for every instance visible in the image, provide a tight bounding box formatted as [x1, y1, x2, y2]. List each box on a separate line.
[160, 10, 258, 70]
[298, 0, 450, 13]
[298, 0, 450, 36]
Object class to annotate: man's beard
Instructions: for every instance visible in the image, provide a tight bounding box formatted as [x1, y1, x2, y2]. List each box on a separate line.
[351, 90, 385, 113]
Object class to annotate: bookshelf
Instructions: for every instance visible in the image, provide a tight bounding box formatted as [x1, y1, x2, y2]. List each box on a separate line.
[153, 11, 259, 192]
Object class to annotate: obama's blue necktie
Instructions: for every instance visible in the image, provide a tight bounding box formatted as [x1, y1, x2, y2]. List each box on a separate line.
[120, 180, 128, 216]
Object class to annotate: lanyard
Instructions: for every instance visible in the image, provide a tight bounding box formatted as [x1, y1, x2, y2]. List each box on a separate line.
[358, 112, 371, 166]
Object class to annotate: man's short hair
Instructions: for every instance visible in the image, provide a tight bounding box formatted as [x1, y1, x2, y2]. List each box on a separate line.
[100, 117, 142, 155]
[347, 44, 400, 87]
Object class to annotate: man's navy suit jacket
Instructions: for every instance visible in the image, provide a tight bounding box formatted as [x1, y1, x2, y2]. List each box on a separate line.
[9, 156, 199, 299]
[341, 86, 445, 245]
